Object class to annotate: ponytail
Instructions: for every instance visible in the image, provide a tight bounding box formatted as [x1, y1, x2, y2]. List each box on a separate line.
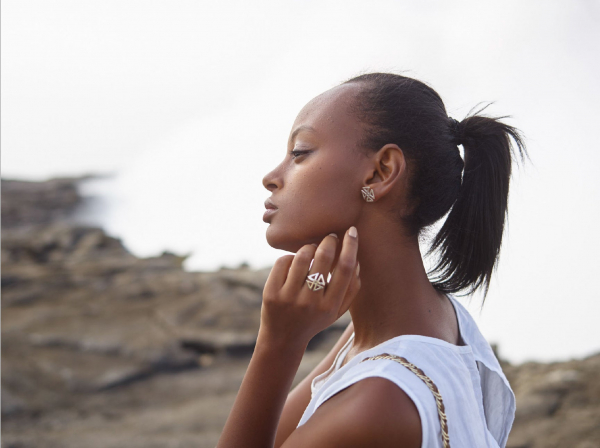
[427, 107, 527, 300]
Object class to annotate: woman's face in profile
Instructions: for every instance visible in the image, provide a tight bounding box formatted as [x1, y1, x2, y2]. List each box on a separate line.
[262, 83, 368, 253]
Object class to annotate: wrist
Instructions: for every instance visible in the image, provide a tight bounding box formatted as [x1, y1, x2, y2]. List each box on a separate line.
[256, 329, 309, 355]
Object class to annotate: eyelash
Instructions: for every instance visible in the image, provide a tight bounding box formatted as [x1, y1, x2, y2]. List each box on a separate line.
[289, 150, 310, 159]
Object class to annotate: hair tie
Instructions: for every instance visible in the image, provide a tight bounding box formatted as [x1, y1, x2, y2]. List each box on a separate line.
[449, 117, 462, 145]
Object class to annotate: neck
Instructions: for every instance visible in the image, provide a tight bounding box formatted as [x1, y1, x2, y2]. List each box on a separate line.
[347, 217, 450, 351]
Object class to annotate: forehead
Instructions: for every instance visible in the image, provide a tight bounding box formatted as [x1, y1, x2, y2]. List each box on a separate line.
[290, 83, 364, 145]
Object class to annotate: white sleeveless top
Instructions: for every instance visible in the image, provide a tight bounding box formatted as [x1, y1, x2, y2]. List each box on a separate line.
[296, 294, 516, 448]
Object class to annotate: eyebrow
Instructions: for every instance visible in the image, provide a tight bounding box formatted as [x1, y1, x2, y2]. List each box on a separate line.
[289, 125, 317, 143]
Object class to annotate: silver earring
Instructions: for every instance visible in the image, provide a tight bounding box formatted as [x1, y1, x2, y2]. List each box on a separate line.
[361, 186, 375, 202]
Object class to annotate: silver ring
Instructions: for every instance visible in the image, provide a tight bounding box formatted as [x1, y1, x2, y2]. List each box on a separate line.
[306, 272, 326, 291]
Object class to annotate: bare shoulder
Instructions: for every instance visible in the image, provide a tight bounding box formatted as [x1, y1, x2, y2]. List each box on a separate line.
[281, 376, 422, 448]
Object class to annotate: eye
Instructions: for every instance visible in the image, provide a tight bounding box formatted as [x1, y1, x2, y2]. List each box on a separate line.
[288, 150, 310, 160]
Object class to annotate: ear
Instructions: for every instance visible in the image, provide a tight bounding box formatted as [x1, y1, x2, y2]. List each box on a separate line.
[363, 143, 408, 201]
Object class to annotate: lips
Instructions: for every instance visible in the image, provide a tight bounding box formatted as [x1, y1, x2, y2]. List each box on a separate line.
[263, 198, 278, 222]
[264, 198, 278, 210]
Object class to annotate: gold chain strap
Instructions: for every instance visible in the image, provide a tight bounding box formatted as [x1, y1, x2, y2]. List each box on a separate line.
[359, 353, 450, 448]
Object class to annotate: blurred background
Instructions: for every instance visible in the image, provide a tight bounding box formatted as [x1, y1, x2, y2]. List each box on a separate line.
[2, 1, 599, 447]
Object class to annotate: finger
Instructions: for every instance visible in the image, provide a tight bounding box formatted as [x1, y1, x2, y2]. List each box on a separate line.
[290, 233, 338, 298]
[281, 243, 318, 296]
[329, 236, 342, 275]
[336, 260, 360, 320]
[324, 226, 358, 308]
[263, 255, 295, 298]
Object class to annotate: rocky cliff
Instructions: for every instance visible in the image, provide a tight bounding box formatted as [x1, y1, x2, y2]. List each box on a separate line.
[1, 177, 598, 448]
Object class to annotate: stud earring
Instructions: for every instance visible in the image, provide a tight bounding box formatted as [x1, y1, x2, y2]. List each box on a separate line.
[361, 186, 375, 202]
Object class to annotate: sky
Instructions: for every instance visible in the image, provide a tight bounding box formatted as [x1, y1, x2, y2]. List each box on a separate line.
[2, 0, 600, 364]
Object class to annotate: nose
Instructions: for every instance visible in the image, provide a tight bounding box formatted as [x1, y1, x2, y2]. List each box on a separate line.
[262, 166, 282, 192]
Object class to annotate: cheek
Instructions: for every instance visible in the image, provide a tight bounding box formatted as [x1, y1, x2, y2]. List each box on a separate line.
[289, 165, 357, 224]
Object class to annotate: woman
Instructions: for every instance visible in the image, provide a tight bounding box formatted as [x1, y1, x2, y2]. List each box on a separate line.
[217, 72, 526, 447]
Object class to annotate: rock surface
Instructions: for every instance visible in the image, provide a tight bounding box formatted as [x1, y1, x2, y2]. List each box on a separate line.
[1, 176, 599, 448]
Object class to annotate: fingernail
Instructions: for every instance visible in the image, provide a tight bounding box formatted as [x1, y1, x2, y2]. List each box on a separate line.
[356, 262, 360, 277]
[311, 243, 318, 247]
[328, 233, 338, 239]
[348, 226, 357, 238]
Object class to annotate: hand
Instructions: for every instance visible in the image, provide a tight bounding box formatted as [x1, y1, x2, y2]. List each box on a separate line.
[258, 226, 361, 349]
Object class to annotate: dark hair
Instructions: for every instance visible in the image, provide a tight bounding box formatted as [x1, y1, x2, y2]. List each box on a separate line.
[341, 73, 527, 301]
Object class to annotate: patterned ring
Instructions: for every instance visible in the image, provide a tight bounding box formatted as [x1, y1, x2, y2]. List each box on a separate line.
[305, 272, 326, 291]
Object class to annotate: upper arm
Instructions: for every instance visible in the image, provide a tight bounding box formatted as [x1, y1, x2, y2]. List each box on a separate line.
[280, 376, 422, 448]
[274, 321, 354, 448]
